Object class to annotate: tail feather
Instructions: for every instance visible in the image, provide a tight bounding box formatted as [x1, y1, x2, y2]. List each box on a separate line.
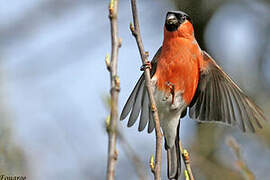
[166, 126, 181, 179]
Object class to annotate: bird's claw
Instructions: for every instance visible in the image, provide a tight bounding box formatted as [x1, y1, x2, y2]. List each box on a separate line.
[166, 82, 175, 105]
[140, 61, 151, 71]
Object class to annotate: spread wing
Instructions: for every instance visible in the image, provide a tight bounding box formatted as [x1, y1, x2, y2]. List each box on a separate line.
[189, 51, 265, 132]
[120, 47, 162, 133]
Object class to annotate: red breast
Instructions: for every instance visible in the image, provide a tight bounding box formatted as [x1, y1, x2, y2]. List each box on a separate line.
[154, 20, 201, 104]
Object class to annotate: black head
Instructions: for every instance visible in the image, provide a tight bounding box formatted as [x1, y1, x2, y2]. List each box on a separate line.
[165, 11, 192, 32]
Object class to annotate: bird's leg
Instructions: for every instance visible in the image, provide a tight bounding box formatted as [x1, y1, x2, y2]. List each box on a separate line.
[166, 82, 175, 105]
[140, 61, 151, 71]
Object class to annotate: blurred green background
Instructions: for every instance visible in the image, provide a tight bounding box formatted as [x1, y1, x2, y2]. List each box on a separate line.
[0, 0, 269, 179]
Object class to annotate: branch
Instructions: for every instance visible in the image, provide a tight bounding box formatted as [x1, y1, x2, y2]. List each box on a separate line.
[117, 127, 148, 180]
[179, 140, 195, 180]
[106, 0, 121, 179]
[129, 0, 163, 179]
[226, 136, 255, 180]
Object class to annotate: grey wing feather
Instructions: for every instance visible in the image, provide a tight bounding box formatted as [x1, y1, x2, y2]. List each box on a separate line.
[120, 75, 144, 120]
[138, 87, 149, 131]
[148, 106, 155, 133]
[120, 47, 162, 132]
[189, 51, 265, 132]
[127, 83, 144, 127]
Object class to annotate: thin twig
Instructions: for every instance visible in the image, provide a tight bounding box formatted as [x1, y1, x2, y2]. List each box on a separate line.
[117, 127, 148, 180]
[106, 0, 121, 179]
[179, 140, 195, 180]
[104, 95, 147, 180]
[226, 136, 255, 180]
[129, 0, 163, 179]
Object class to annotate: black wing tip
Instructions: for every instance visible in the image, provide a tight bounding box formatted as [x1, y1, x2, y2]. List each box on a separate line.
[147, 127, 154, 133]
[138, 119, 146, 131]
[120, 106, 131, 121]
[147, 121, 155, 133]
[120, 113, 126, 121]
[120, 105, 131, 121]
[127, 118, 136, 127]
[138, 127, 144, 132]
[127, 124, 133, 128]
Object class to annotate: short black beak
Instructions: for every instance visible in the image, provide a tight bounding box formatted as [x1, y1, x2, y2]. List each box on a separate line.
[166, 14, 178, 25]
[165, 13, 179, 32]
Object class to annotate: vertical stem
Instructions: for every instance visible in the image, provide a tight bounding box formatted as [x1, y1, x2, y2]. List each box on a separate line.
[106, 0, 121, 180]
[130, 0, 163, 179]
[226, 136, 255, 180]
[179, 140, 195, 180]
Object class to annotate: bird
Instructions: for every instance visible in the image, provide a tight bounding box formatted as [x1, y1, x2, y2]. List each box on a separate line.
[120, 11, 265, 179]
